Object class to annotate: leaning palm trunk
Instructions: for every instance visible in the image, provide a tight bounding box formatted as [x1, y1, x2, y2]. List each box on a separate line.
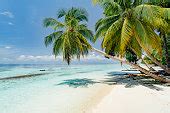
[145, 50, 170, 74]
[161, 31, 170, 75]
[164, 33, 170, 68]
[142, 59, 155, 71]
[91, 47, 170, 83]
[166, 33, 170, 68]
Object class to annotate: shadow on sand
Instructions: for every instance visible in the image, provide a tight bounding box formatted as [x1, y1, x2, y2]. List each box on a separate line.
[57, 71, 169, 91]
[101, 71, 167, 91]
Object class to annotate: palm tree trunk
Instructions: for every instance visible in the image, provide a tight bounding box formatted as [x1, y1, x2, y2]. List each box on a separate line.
[145, 50, 170, 74]
[161, 31, 170, 75]
[165, 8, 170, 69]
[91, 47, 170, 83]
[142, 59, 155, 71]
[166, 31, 170, 69]
[162, 33, 169, 66]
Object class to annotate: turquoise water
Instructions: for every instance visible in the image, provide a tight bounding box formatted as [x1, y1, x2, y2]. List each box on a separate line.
[0, 63, 133, 113]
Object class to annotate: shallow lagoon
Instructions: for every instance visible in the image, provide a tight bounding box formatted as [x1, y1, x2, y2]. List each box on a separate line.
[0, 63, 134, 113]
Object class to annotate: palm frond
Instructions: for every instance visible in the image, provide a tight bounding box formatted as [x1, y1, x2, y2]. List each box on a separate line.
[53, 37, 64, 56]
[134, 5, 163, 18]
[57, 9, 67, 18]
[120, 18, 134, 55]
[75, 8, 88, 22]
[129, 37, 142, 58]
[44, 31, 63, 47]
[43, 18, 64, 29]
[95, 15, 120, 41]
[77, 32, 92, 49]
[133, 0, 143, 7]
[78, 24, 93, 41]
[95, 18, 116, 40]
[144, 24, 163, 55]
[95, 18, 103, 31]
[134, 19, 162, 57]
[65, 7, 88, 22]
[134, 5, 168, 30]
[92, 0, 104, 5]
[103, 29, 121, 55]
[102, 18, 123, 48]
[69, 18, 79, 28]
[102, 1, 122, 16]
[95, 15, 119, 31]
[62, 32, 71, 64]
[163, 8, 170, 20]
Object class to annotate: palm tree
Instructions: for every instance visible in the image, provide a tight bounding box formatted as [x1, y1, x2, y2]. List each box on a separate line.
[148, 0, 170, 74]
[93, 0, 170, 74]
[43, 7, 170, 82]
[43, 7, 93, 65]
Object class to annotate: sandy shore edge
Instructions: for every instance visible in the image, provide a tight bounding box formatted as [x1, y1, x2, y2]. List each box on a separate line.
[77, 84, 114, 113]
[86, 84, 113, 112]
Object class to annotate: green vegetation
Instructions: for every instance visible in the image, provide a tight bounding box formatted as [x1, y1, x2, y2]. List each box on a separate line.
[94, 0, 169, 73]
[43, 8, 93, 64]
[44, 1, 170, 83]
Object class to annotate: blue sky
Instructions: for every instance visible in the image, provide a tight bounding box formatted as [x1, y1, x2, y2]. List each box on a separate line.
[0, 0, 114, 64]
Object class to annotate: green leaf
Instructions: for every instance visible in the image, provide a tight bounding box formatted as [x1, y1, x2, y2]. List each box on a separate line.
[102, 18, 123, 48]
[134, 19, 162, 57]
[44, 31, 63, 47]
[120, 18, 134, 55]
[57, 9, 67, 18]
[43, 18, 64, 29]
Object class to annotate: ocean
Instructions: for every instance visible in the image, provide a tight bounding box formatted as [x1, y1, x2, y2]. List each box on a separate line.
[0, 63, 133, 113]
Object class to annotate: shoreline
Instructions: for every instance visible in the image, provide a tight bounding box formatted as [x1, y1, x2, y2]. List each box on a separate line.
[81, 84, 114, 113]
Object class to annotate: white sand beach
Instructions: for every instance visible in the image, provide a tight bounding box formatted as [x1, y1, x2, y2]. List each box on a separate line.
[89, 85, 170, 113]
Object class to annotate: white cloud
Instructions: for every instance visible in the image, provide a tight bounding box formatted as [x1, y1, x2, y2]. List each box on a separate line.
[8, 22, 14, 25]
[5, 46, 11, 49]
[82, 52, 105, 61]
[16, 52, 108, 63]
[0, 11, 14, 18]
[17, 55, 61, 62]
